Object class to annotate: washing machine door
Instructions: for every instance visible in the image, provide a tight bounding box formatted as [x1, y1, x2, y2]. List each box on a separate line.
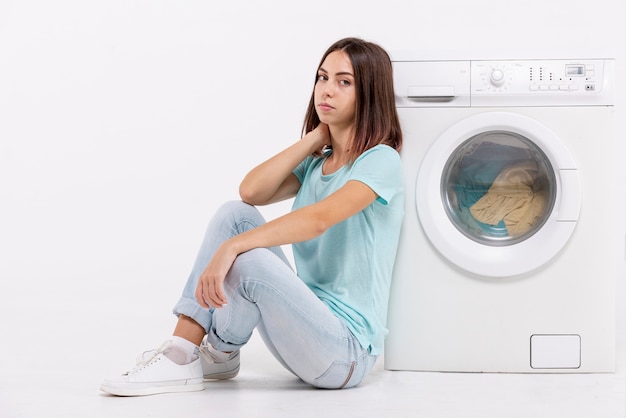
[416, 111, 581, 277]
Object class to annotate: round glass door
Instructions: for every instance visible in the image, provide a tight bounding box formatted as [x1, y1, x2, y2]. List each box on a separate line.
[441, 131, 557, 246]
[416, 112, 580, 277]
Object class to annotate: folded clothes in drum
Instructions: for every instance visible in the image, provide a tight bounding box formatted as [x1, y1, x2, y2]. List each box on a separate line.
[449, 141, 536, 239]
[470, 161, 547, 236]
[451, 142, 518, 210]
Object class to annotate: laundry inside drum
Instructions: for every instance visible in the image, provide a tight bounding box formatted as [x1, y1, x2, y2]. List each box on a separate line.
[441, 131, 557, 246]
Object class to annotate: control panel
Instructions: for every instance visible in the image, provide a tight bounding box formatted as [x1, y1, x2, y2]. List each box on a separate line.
[392, 58, 613, 107]
[471, 60, 604, 95]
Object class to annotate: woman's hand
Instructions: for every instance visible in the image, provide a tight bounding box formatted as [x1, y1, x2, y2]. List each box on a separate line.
[195, 241, 238, 309]
[238, 125, 328, 206]
[308, 123, 331, 153]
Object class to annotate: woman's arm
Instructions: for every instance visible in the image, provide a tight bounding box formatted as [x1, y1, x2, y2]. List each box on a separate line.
[239, 124, 330, 206]
[196, 179, 378, 308]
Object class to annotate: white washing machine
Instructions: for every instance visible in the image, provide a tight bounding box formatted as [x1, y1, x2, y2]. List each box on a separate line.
[385, 57, 615, 373]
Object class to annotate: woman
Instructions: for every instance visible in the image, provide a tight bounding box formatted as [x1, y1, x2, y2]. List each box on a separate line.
[101, 37, 404, 396]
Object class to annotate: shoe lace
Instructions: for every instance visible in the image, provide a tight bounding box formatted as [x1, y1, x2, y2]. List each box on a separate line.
[130, 340, 170, 371]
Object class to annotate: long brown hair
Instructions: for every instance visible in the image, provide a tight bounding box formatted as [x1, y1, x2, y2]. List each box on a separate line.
[302, 37, 402, 161]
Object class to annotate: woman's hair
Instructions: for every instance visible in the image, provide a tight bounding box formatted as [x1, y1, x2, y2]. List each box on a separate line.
[302, 37, 402, 161]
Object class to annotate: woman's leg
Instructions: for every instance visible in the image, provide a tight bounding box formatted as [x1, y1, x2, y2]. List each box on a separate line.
[172, 314, 205, 346]
[173, 200, 376, 388]
[171, 200, 292, 337]
[101, 201, 291, 396]
[102, 200, 375, 395]
[207, 247, 377, 389]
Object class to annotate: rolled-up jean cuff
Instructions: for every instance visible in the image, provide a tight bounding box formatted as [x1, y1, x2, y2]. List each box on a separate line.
[173, 296, 212, 332]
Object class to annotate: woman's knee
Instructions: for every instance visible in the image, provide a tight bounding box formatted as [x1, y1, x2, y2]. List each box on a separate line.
[213, 200, 265, 231]
[217, 200, 254, 215]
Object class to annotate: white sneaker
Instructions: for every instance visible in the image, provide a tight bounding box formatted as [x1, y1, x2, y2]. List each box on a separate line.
[100, 341, 204, 396]
[199, 340, 240, 380]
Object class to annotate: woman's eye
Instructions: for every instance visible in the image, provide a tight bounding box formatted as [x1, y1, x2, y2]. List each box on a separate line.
[339, 79, 351, 86]
[317, 74, 328, 82]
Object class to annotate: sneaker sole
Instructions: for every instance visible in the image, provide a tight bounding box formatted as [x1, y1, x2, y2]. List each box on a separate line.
[100, 380, 204, 397]
[203, 363, 240, 380]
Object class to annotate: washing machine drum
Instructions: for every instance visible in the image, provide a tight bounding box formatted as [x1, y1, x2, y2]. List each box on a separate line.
[416, 112, 581, 277]
[443, 131, 556, 246]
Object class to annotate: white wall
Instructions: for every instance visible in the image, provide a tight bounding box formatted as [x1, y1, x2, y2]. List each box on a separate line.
[0, 1, 623, 337]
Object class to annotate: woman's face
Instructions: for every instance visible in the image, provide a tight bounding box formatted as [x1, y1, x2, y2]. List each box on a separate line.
[314, 50, 356, 130]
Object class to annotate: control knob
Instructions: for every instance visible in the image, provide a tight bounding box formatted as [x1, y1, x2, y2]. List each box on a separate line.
[489, 68, 506, 87]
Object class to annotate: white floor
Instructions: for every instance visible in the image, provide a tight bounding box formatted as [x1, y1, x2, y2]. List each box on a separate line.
[1, 295, 624, 418]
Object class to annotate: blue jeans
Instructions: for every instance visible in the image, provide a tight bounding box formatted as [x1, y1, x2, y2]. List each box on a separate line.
[173, 201, 377, 389]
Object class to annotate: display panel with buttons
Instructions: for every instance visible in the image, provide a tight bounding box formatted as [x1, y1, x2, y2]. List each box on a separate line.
[471, 60, 603, 95]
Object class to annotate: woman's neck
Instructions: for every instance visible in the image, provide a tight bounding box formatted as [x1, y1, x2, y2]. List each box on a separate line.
[323, 125, 353, 174]
[328, 125, 353, 159]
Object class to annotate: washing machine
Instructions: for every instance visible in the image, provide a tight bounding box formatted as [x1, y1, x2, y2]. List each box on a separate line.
[384, 57, 615, 373]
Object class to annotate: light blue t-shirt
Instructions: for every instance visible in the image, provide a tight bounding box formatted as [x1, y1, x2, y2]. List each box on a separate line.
[292, 144, 404, 355]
